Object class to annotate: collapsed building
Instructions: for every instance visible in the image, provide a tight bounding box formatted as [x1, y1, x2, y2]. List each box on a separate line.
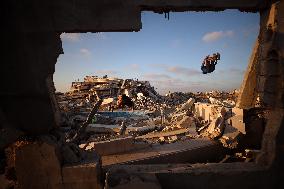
[1, 0, 284, 189]
[67, 75, 158, 100]
[70, 76, 123, 96]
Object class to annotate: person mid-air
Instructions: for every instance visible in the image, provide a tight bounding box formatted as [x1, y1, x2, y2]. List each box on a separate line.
[201, 52, 220, 74]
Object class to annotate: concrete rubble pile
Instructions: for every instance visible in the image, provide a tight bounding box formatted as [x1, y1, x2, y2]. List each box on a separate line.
[1, 75, 267, 189]
[54, 76, 260, 161]
[0, 70, 274, 188]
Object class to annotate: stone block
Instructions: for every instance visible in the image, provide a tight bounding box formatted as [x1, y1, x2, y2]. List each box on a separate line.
[62, 162, 102, 189]
[229, 115, 246, 134]
[15, 142, 63, 189]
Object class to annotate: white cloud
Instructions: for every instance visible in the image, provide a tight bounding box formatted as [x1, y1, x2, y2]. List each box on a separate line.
[143, 73, 172, 80]
[80, 48, 91, 56]
[202, 30, 234, 43]
[60, 33, 80, 42]
[148, 64, 200, 77]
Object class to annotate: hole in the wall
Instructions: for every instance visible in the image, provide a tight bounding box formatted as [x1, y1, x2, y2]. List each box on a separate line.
[53, 10, 262, 163]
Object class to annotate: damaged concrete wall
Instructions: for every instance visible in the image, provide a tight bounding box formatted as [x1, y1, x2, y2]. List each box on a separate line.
[0, 0, 272, 139]
[1, 0, 284, 188]
[257, 1, 284, 109]
[237, 0, 284, 180]
[237, 39, 260, 109]
[236, 1, 284, 173]
[1, 32, 62, 135]
[255, 1, 284, 172]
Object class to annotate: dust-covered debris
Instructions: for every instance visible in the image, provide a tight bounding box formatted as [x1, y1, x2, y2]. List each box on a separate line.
[55, 75, 249, 149]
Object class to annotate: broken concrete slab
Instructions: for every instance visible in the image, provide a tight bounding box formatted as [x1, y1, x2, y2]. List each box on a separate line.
[176, 116, 196, 128]
[80, 136, 149, 156]
[219, 125, 242, 149]
[137, 128, 191, 140]
[206, 117, 225, 139]
[194, 103, 223, 122]
[102, 138, 224, 168]
[177, 98, 195, 112]
[127, 125, 157, 134]
[105, 162, 270, 189]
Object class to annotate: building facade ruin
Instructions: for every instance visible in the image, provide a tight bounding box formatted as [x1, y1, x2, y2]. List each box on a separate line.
[1, 0, 284, 188]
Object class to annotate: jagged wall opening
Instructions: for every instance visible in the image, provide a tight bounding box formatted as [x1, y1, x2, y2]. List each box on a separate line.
[1, 1, 283, 188]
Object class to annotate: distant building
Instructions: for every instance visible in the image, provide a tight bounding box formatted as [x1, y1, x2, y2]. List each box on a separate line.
[70, 75, 123, 97]
[69, 75, 157, 99]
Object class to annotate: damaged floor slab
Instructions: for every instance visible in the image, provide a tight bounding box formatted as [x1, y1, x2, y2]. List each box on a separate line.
[102, 138, 224, 167]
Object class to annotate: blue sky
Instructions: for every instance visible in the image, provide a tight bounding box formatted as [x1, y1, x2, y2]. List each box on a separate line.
[54, 10, 259, 94]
